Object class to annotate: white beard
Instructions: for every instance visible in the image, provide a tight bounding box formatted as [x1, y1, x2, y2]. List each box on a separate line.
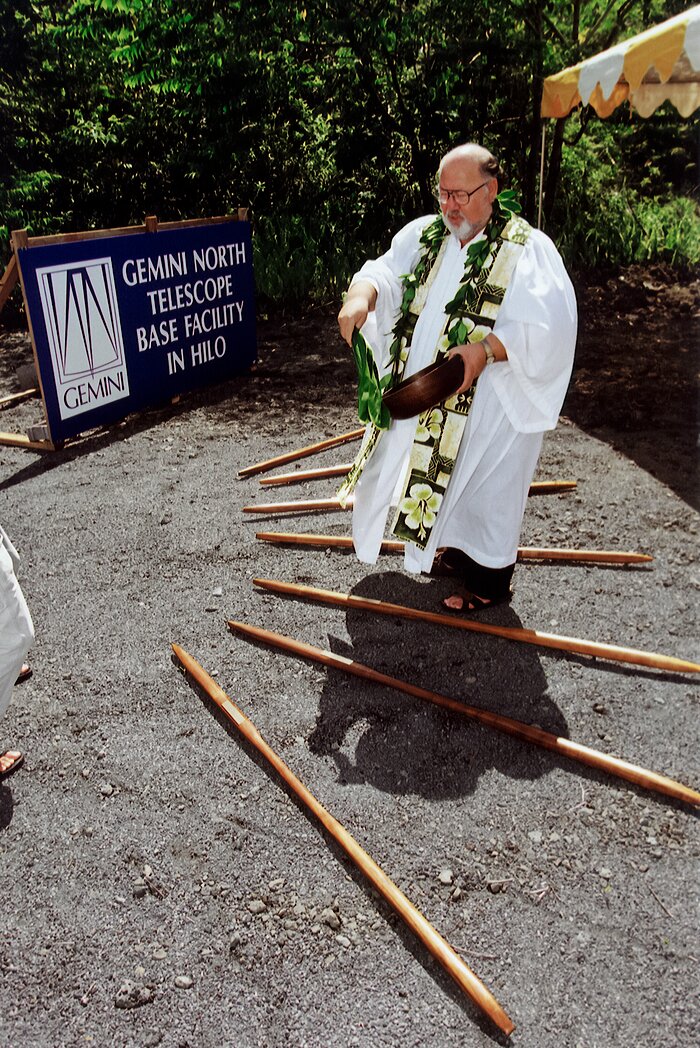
[441, 212, 477, 241]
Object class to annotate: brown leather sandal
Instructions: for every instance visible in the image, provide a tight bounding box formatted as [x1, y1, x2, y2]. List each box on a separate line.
[442, 589, 512, 614]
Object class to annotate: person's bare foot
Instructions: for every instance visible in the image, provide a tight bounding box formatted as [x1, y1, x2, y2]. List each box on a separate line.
[0, 750, 24, 779]
[16, 664, 32, 684]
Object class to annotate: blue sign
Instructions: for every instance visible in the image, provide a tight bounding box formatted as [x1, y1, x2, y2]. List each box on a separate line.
[18, 219, 256, 442]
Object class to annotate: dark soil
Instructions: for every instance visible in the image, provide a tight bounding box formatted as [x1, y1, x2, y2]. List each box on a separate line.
[0, 266, 698, 1048]
[565, 263, 699, 509]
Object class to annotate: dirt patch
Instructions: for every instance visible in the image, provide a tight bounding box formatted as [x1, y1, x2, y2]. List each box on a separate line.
[564, 264, 699, 509]
[0, 268, 698, 1048]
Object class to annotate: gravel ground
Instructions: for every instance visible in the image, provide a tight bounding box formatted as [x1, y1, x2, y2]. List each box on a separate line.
[0, 285, 698, 1048]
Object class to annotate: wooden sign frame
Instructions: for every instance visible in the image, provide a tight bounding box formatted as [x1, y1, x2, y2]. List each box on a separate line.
[0, 210, 251, 451]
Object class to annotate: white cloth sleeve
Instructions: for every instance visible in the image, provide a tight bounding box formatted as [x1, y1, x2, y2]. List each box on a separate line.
[489, 230, 577, 433]
[349, 216, 434, 369]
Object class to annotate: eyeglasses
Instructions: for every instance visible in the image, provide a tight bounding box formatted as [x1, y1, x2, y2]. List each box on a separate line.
[435, 180, 491, 205]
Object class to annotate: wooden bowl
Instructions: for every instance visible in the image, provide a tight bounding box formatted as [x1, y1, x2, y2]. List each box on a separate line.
[383, 356, 464, 419]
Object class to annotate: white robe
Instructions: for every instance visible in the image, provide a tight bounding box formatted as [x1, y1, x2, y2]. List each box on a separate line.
[0, 526, 34, 720]
[350, 215, 577, 571]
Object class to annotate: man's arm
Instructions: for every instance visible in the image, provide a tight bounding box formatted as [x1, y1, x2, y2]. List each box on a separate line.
[337, 280, 378, 346]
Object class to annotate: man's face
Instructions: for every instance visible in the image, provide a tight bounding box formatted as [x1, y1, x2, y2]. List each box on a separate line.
[438, 157, 497, 242]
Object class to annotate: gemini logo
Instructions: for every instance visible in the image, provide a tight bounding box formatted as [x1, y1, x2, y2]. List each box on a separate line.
[36, 257, 130, 420]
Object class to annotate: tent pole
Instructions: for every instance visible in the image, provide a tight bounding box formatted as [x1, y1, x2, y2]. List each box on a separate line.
[537, 121, 546, 230]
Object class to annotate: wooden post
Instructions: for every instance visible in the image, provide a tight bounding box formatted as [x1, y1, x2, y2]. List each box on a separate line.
[0, 254, 19, 314]
[0, 431, 54, 451]
[1, 229, 58, 450]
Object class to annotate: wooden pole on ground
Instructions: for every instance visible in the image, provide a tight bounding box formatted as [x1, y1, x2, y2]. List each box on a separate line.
[238, 428, 364, 478]
[0, 430, 55, 452]
[172, 642, 516, 1036]
[245, 492, 582, 514]
[0, 389, 39, 411]
[259, 465, 577, 494]
[254, 531, 653, 566]
[244, 496, 350, 514]
[252, 577, 698, 675]
[260, 463, 353, 485]
[225, 621, 700, 806]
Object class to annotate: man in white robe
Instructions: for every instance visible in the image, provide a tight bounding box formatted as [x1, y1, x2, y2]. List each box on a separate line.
[338, 143, 577, 610]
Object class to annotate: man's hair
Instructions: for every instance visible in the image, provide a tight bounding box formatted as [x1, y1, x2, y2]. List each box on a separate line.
[479, 150, 502, 181]
[438, 143, 502, 181]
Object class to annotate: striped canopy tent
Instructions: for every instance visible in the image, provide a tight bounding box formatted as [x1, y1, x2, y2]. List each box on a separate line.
[541, 5, 700, 119]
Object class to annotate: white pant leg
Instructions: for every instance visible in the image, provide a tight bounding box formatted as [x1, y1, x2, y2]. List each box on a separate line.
[0, 542, 35, 720]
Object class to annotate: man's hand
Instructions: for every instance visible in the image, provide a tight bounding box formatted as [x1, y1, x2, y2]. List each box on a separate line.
[337, 280, 377, 346]
[448, 334, 506, 393]
[448, 343, 488, 394]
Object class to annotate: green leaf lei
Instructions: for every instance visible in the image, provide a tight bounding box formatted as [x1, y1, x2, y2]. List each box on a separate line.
[441, 188, 522, 351]
[349, 189, 522, 429]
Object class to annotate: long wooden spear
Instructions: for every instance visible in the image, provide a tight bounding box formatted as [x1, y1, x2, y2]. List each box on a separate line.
[171, 642, 515, 1036]
[259, 465, 578, 495]
[225, 622, 700, 808]
[254, 531, 654, 567]
[0, 388, 38, 411]
[253, 577, 698, 674]
[259, 463, 353, 485]
[244, 496, 350, 514]
[238, 428, 364, 478]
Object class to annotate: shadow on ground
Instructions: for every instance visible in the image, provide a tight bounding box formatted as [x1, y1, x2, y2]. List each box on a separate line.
[308, 571, 569, 799]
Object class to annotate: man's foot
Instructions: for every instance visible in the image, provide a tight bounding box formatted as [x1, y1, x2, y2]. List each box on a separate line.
[442, 591, 494, 613]
[442, 589, 512, 613]
[16, 664, 32, 684]
[0, 750, 24, 780]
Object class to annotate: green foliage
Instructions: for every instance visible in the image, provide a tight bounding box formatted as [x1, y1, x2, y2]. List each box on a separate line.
[252, 214, 352, 305]
[560, 188, 700, 268]
[0, 0, 697, 295]
[550, 107, 700, 267]
[351, 328, 391, 430]
[636, 196, 700, 266]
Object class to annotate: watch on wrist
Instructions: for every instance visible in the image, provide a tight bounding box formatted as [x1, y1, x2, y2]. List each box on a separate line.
[482, 337, 495, 366]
